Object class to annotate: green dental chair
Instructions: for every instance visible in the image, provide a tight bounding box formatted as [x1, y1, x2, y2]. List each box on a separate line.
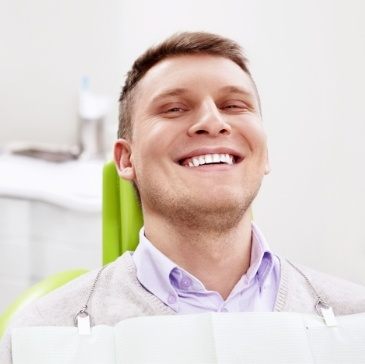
[0, 162, 143, 338]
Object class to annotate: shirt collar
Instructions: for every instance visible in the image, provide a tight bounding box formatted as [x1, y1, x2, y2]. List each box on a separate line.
[133, 228, 179, 310]
[245, 222, 274, 286]
[132, 223, 274, 309]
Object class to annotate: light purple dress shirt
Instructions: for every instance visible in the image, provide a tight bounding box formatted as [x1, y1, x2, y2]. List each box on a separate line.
[132, 223, 280, 314]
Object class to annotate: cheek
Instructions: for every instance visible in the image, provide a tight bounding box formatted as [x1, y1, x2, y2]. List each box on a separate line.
[132, 141, 164, 176]
[136, 120, 182, 157]
[238, 122, 267, 152]
[137, 117, 171, 140]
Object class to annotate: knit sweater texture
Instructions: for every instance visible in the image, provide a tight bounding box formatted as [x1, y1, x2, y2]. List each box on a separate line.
[1, 252, 365, 363]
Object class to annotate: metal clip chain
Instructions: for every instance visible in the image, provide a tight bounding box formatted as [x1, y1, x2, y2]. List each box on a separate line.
[286, 260, 337, 326]
[74, 264, 109, 328]
[286, 260, 328, 308]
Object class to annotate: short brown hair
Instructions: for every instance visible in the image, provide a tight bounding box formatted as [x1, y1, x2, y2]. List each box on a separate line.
[118, 31, 259, 139]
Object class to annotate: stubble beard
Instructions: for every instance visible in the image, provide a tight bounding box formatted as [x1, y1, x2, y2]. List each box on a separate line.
[139, 180, 261, 235]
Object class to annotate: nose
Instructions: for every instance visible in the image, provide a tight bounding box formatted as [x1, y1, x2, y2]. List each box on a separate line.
[187, 101, 232, 137]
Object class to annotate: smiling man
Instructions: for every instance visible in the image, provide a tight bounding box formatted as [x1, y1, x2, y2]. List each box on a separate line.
[114, 44, 274, 310]
[1, 32, 365, 363]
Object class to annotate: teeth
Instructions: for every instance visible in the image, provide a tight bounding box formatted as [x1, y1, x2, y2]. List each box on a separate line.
[205, 154, 213, 164]
[212, 154, 220, 163]
[186, 153, 235, 167]
[192, 157, 200, 167]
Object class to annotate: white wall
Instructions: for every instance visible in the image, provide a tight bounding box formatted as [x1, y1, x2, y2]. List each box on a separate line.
[0, 0, 123, 147]
[1, 0, 365, 284]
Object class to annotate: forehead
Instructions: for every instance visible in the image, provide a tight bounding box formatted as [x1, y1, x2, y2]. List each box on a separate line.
[135, 54, 258, 103]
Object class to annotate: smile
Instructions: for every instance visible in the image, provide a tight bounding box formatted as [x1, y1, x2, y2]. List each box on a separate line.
[182, 153, 235, 167]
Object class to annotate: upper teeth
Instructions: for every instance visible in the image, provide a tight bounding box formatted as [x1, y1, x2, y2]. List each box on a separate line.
[187, 153, 234, 167]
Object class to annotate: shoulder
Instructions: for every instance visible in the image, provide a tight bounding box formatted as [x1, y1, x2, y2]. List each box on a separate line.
[296, 263, 365, 314]
[2, 264, 110, 336]
[0, 265, 103, 364]
[0, 254, 130, 345]
[3, 252, 171, 330]
[0, 253, 172, 363]
[279, 257, 365, 315]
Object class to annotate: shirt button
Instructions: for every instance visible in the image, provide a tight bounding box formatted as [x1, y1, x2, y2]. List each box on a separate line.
[167, 294, 177, 304]
[221, 307, 228, 312]
[180, 276, 192, 289]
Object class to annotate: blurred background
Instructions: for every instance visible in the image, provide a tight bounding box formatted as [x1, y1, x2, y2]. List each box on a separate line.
[1, 0, 364, 311]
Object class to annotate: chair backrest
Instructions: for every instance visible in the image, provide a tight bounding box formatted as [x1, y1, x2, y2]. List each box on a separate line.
[102, 162, 143, 264]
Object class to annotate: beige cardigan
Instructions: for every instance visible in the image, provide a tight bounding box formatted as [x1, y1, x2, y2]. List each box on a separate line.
[1, 252, 365, 363]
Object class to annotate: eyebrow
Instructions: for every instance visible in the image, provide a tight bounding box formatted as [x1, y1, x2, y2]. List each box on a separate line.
[149, 85, 256, 105]
[150, 88, 189, 104]
[218, 85, 255, 98]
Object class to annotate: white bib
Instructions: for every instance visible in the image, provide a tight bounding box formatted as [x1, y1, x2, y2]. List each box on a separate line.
[12, 312, 365, 364]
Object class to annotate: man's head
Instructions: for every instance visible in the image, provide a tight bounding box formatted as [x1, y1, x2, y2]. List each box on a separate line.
[115, 32, 270, 232]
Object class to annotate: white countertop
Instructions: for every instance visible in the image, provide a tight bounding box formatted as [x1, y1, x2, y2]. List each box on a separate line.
[0, 154, 103, 212]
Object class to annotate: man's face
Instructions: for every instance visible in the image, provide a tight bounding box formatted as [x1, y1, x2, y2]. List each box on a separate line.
[115, 54, 269, 229]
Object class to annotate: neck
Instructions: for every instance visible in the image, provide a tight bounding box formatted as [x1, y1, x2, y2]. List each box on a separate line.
[143, 210, 252, 300]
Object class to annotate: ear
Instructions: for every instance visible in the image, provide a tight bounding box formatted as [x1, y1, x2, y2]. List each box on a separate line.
[114, 139, 135, 181]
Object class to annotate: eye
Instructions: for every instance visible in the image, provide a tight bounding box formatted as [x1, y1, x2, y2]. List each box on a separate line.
[161, 102, 189, 115]
[221, 101, 250, 111]
[166, 107, 185, 113]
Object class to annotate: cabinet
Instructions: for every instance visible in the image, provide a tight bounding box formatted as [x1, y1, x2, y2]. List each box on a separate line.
[0, 155, 103, 311]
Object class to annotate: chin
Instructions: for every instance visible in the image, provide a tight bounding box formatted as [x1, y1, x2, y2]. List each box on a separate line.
[203, 196, 245, 213]
[181, 195, 249, 231]
[193, 188, 246, 209]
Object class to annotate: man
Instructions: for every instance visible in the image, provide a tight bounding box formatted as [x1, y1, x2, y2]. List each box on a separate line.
[1, 31, 365, 363]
